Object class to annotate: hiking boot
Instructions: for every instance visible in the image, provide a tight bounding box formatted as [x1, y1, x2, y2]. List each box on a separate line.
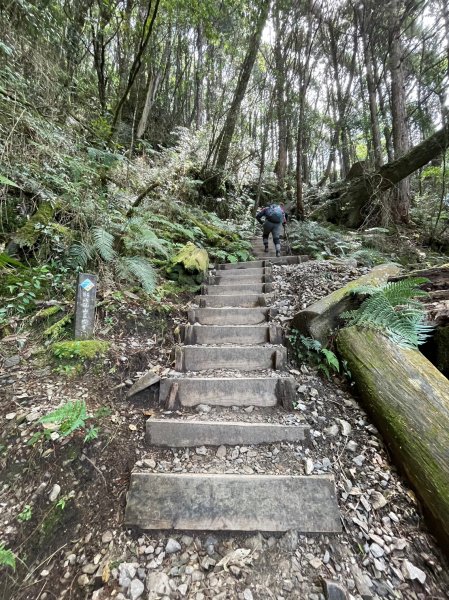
[276, 250, 280, 257]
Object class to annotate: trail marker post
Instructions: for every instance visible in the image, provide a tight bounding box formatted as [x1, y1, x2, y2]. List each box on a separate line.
[74, 273, 97, 340]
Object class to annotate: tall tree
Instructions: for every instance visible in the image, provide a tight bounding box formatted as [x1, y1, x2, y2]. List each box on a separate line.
[213, 0, 271, 173]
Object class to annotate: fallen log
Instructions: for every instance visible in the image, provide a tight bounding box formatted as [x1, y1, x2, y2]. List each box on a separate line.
[291, 263, 401, 343]
[337, 327, 449, 551]
[314, 122, 449, 227]
[389, 265, 449, 291]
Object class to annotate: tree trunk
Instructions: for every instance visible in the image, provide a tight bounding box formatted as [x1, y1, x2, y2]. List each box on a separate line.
[359, 7, 383, 169]
[389, 0, 410, 223]
[110, 0, 161, 135]
[337, 327, 449, 552]
[136, 67, 162, 138]
[194, 24, 204, 129]
[274, 3, 288, 189]
[213, 0, 270, 173]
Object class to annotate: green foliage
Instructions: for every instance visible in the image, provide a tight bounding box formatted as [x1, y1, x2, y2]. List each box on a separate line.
[39, 400, 88, 437]
[52, 340, 110, 360]
[0, 543, 16, 571]
[12, 202, 56, 248]
[92, 227, 117, 262]
[288, 221, 357, 258]
[43, 314, 72, 340]
[0, 174, 20, 187]
[17, 504, 32, 522]
[84, 426, 99, 443]
[0, 266, 53, 325]
[116, 256, 157, 293]
[289, 330, 342, 379]
[32, 305, 63, 321]
[0, 253, 24, 269]
[349, 249, 385, 267]
[342, 278, 433, 348]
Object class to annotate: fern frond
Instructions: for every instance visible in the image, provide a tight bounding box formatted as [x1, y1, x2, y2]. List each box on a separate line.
[0, 252, 25, 269]
[117, 256, 157, 293]
[68, 242, 93, 268]
[92, 227, 116, 262]
[126, 226, 171, 258]
[39, 400, 88, 436]
[145, 215, 195, 241]
[381, 278, 429, 306]
[342, 280, 433, 349]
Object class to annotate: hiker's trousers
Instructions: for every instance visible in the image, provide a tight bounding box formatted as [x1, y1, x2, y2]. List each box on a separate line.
[262, 220, 282, 251]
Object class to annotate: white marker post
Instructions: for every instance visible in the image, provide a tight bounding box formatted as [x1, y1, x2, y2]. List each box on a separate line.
[74, 273, 97, 340]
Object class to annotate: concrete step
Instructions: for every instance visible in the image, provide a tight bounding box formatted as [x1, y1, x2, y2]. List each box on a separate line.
[159, 376, 296, 408]
[188, 307, 269, 325]
[175, 345, 287, 372]
[181, 324, 282, 346]
[195, 294, 269, 308]
[209, 274, 268, 285]
[146, 419, 309, 447]
[202, 283, 271, 295]
[217, 256, 308, 269]
[214, 267, 269, 278]
[125, 473, 341, 532]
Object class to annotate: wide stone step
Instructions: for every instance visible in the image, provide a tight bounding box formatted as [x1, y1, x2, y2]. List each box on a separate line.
[217, 256, 308, 269]
[182, 324, 282, 345]
[188, 308, 269, 326]
[176, 345, 286, 371]
[214, 267, 269, 278]
[146, 419, 309, 447]
[203, 282, 271, 295]
[195, 294, 268, 308]
[125, 473, 341, 532]
[159, 376, 295, 407]
[210, 274, 267, 285]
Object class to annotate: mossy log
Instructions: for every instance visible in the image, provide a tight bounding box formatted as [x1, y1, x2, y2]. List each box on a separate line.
[291, 263, 401, 343]
[337, 327, 449, 551]
[166, 242, 209, 284]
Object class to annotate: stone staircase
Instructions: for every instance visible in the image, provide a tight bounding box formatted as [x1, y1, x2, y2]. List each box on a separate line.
[125, 245, 341, 533]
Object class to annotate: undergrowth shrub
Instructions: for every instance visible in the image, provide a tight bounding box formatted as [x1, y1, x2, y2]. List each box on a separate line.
[288, 221, 358, 258]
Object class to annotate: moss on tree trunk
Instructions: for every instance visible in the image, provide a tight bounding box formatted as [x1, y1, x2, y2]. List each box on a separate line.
[337, 326, 449, 552]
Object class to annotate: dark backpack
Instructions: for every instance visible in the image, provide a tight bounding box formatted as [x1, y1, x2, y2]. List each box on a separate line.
[265, 204, 283, 223]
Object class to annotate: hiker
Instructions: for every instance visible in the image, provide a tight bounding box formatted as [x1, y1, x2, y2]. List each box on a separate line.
[256, 203, 287, 257]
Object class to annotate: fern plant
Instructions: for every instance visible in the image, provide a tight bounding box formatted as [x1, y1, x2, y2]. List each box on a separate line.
[289, 330, 342, 379]
[39, 399, 88, 436]
[342, 277, 433, 348]
[0, 544, 16, 571]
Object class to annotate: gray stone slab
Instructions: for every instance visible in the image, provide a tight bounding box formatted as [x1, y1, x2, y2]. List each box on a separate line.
[176, 345, 287, 371]
[127, 372, 161, 398]
[215, 267, 270, 278]
[195, 294, 269, 308]
[218, 256, 309, 270]
[215, 275, 266, 284]
[159, 376, 295, 407]
[183, 324, 272, 345]
[188, 308, 269, 325]
[203, 283, 265, 295]
[125, 473, 341, 532]
[146, 419, 309, 447]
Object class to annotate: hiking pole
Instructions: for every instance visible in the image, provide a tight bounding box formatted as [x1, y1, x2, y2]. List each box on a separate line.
[283, 224, 292, 255]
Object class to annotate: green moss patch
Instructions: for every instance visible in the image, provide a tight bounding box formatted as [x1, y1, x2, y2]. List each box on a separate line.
[52, 340, 110, 361]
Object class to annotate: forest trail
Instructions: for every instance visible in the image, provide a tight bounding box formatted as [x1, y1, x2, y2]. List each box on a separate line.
[125, 241, 341, 532]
